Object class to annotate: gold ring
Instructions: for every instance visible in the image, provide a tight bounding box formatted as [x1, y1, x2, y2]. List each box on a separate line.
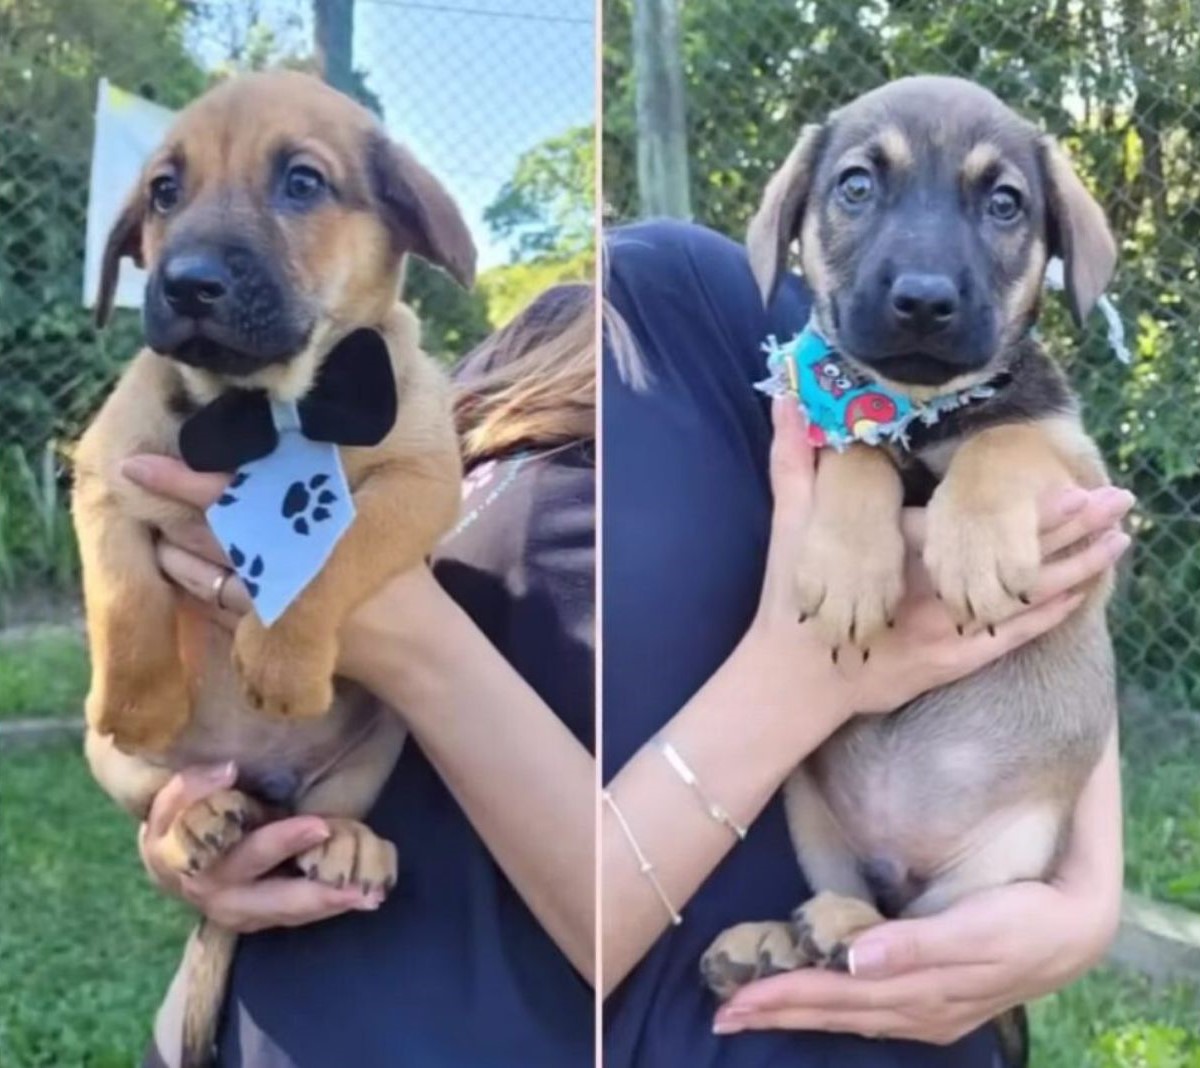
[211, 569, 231, 610]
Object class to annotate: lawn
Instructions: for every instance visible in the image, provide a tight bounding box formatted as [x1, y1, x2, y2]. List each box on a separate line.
[0, 743, 190, 1067]
[0, 625, 89, 722]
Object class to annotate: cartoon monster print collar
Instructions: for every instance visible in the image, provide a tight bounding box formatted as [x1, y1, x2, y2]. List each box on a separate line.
[757, 321, 1003, 451]
[177, 328, 398, 626]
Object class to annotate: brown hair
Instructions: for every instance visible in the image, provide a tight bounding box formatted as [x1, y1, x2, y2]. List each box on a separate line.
[453, 283, 595, 464]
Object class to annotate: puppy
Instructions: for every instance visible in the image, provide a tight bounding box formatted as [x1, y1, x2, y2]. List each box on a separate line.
[701, 76, 1119, 1024]
[73, 71, 473, 1066]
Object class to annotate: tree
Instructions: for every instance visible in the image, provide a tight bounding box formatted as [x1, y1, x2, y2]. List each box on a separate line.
[481, 125, 595, 326]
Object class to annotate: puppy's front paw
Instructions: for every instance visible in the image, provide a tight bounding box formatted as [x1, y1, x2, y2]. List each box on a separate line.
[924, 488, 1040, 627]
[158, 789, 265, 876]
[701, 921, 803, 1001]
[796, 520, 905, 655]
[296, 818, 397, 897]
[791, 892, 883, 971]
[233, 616, 335, 719]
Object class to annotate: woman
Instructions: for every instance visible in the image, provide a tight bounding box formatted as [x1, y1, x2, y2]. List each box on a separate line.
[601, 221, 1127, 1067]
[127, 284, 595, 1067]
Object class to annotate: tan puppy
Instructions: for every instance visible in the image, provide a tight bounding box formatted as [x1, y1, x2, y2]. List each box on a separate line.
[73, 71, 473, 1066]
[700, 77, 1119, 1056]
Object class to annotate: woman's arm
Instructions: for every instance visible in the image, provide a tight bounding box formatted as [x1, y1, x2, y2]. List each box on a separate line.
[712, 731, 1122, 1041]
[122, 455, 597, 984]
[601, 398, 1132, 992]
[342, 567, 596, 981]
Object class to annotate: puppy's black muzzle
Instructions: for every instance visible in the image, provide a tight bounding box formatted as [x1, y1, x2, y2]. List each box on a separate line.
[838, 261, 997, 387]
[143, 244, 311, 376]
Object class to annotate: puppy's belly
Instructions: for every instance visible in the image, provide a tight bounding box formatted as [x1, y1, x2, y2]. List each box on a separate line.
[807, 608, 1114, 906]
[164, 610, 388, 807]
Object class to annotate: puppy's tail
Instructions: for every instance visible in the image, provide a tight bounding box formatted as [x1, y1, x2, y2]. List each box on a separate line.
[181, 920, 239, 1068]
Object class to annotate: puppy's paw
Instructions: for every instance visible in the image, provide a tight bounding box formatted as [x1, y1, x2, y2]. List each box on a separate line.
[296, 818, 397, 897]
[232, 616, 335, 720]
[796, 520, 905, 655]
[158, 789, 264, 876]
[924, 489, 1040, 627]
[89, 667, 192, 754]
[700, 921, 803, 1001]
[791, 891, 884, 971]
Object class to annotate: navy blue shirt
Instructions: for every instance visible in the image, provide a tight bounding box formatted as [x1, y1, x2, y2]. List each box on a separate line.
[602, 219, 1000, 1068]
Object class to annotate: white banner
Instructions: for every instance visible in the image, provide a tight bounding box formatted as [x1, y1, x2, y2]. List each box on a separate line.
[83, 79, 176, 310]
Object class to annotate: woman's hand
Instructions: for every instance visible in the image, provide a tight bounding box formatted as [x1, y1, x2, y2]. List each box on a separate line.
[713, 734, 1123, 1042]
[751, 398, 1133, 719]
[140, 764, 384, 933]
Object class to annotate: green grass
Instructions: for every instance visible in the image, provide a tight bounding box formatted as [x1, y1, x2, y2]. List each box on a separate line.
[0, 743, 190, 1068]
[1032, 967, 1200, 1067]
[1120, 693, 1200, 911]
[0, 626, 88, 721]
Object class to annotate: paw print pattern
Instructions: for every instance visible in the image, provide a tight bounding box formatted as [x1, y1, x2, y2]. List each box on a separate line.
[216, 471, 250, 508]
[228, 544, 265, 599]
[281, 474, 338, 536]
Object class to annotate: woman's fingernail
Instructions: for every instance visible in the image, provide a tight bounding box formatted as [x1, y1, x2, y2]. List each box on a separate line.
[356, 893, 384, 911]
[203, 760, 236, 785]
[120, 457, 157, 484]
[848, 940, 888, 978]
[304, 824, 331, 846]
[1104, 530, 1132, 557]
[713, 1018, 745, 1035]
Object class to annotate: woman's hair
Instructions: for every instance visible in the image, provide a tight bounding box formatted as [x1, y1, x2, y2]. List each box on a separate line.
[453, 283, 595, 464]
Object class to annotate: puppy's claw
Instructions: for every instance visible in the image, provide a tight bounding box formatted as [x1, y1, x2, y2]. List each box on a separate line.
[831, 646, 839, 665]
[861, 648, 870, 664]
[987, 624, 996, 638]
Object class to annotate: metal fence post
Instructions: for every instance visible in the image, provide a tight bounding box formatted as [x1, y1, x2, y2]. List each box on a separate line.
[632, 0, 691, 218]
[314, 0, 355, 94]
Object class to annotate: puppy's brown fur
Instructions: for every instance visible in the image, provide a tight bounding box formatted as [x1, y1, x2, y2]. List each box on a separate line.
[702, 78, 1120, 1041]
[73, 71, 474, 1067]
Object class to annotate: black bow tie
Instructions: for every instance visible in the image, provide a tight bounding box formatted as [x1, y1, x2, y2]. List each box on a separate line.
[178, 328, 399, 473]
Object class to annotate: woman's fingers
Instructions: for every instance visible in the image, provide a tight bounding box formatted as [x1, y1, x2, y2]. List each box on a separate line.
[761, 398, 817, 607]
[715, 1003, 911, 1038]
[213, 817, 331, 884]
[901, 486, 1133, 558]
[144, 763, 237, 843]
[122, 454, 231, 509]
[204, 876, 384, 933]
[1040, 486, 1134, 558]
[157, 542, 254, 617]
[1028, 528, 1130, 603]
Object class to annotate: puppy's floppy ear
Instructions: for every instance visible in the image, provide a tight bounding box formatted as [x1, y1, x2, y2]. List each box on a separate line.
[95, 185, 146, 328]
[366, 134, 477, 289]
[746, 123, 826, 306]
[1038, 136, 1116, 326]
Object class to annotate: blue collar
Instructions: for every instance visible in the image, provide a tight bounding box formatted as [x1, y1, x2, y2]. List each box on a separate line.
[756, 322, 1001, 451]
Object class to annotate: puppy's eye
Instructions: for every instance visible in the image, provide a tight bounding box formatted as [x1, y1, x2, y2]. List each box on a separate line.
[149, 175, 179, 215]
[285, 164, 327, 202]
[987, 185, 1023, 222]
[836, 167, 874, 207]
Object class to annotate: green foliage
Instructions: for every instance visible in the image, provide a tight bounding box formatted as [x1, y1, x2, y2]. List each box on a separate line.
[0, 743, 191, 1067]
[1032, 966, 1200, 1067]
[0, 626, 88, 720]
[404, 259, 492, 363]
[605, 0, 1200, 707]
[0, 445, 78, 596]
[481, 124, 595, 327]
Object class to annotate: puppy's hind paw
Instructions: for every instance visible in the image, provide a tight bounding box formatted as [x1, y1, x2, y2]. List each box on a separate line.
[700, 921, 803, 1001]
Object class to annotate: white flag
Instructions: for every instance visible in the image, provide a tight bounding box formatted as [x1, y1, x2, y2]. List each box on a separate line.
[83, 79, 176, 310]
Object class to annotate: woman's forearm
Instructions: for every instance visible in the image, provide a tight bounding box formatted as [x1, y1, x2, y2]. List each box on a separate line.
[350, 572, 597, 982]
[1057, 729, 1123, 935]
[601, 623, 851, 994]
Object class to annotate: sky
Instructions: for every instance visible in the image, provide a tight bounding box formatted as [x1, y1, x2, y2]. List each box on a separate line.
[189, 0, 595, 268]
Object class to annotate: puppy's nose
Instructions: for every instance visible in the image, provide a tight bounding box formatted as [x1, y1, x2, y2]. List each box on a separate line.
[162, 252, 230, 319]
[888, 273, 959, 334]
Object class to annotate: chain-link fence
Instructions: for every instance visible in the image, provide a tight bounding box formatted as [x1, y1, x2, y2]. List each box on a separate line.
[0, 0, 594, 619]
[605, 0, 1200, 720]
